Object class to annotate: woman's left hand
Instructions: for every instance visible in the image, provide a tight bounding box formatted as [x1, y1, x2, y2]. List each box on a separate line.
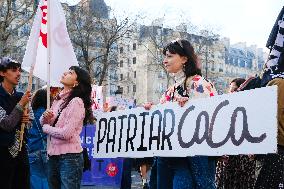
[176, 97, 189, 107]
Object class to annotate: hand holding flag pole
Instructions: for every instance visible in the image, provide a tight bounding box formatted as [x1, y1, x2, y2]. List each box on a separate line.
[19, 65, 35, 151]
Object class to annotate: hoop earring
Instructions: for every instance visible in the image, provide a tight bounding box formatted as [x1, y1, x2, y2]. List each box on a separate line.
[73, 83, 78, 88]
[182, 64, 186, 72]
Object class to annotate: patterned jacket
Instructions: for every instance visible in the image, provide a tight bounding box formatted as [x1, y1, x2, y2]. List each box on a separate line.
[160, 74, 217, 104]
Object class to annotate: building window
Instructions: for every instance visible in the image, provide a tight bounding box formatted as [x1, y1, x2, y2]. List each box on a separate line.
[95, 52, 102, 63]
[120, 60, 123, 67]
[127, 58, 130, 65]
[247, 59, 252, 68]
[133, 57, 136, 64]
[116, 86, 123, 94]
[127, 86, 130, 93]
[229, 57, 233, 65]
[239, 59, 246, 68]
[234, 58, 238, 66]
[133, 85, 136, 93]
[120, 74, 123, 80]
[134, 71, 136, 78]
[211, 63, 215, 71]
[158, 71, 165, 78]
[120, 47, 123, 54]
[12, 0, 16, 10]
[110, 42, 117, 50]
[127, 73, 130, 79]
[133, 43, 136, 50]
[158, 83, 165, 93]
[95, 37, 102, 48]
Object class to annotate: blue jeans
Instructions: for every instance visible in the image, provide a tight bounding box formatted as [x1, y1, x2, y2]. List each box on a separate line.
[149, 157, 157, 189]
[47, 153, 83, 189]
[29, 150, 49, 189]
[157, 157, 193, 189]
[157, 157, 216, 189]
[120, 158, 132, 189]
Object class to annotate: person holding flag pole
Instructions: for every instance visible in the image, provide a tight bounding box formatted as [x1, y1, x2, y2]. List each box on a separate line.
[0, 57, 33, 189]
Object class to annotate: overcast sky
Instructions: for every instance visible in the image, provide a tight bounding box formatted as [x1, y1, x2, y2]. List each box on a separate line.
[105, 0, 283, 50]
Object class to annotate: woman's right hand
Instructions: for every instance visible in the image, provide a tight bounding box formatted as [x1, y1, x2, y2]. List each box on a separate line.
[176, 96, 189, 107]
[143, 102, 153, 110]
[218, 155, 229, 163]
[42, 109, 54, 120]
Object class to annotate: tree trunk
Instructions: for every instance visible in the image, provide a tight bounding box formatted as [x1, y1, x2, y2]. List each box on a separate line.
[98, 47, 109, 86]
[0, 40, 4, 57]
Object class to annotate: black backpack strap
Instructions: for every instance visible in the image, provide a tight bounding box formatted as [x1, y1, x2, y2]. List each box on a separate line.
[52, 108, 63, 127]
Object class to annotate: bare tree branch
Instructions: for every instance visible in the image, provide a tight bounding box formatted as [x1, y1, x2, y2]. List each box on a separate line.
[0, 0, 36, 57]
[66, 2, 137, 86]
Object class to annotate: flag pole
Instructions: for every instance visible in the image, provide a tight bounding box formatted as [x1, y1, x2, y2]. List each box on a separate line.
[47, 0, 51, 109]
[46, 0, 51, 153]
[19, 3, 41, 152]
[19, 63, 35, 151]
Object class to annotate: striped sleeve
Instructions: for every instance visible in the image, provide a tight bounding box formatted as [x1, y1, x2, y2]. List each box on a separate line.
[0, 104, 23, 132]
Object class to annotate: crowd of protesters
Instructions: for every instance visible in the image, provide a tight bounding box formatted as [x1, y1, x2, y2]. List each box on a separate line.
[1, 7, 284, 189]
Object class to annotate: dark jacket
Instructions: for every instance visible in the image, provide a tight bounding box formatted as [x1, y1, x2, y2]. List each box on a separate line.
[0, 84, 23, 146]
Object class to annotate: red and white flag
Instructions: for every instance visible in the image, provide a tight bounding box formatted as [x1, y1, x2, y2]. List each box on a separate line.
[22, 0, 79, 86]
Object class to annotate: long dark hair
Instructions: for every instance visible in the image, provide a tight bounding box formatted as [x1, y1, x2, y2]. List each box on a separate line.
[163, 39, 201, 77]
[31, 89, 47, 110]
[230, 78, 246, 88]
[60, 66, 93, 124]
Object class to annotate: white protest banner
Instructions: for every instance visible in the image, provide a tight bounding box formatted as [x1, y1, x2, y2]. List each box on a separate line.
[95, 86, 277, 158]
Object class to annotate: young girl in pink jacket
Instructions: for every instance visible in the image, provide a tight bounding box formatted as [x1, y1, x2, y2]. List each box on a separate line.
[41, 66, 92, 189]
